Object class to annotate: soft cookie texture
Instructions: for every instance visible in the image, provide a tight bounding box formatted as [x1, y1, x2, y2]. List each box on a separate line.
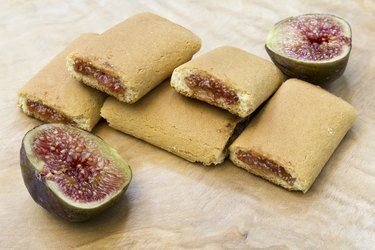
[17, 33, 107, 131]
[101, 80, 245, 165]
[67, 12, 201, 104]
[229, 78, 357, 193]
[170, 46, 284, 117]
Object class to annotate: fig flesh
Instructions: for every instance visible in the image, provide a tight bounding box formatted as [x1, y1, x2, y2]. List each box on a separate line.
[20, 123, 132, 222]
[265, 14, 352, 84]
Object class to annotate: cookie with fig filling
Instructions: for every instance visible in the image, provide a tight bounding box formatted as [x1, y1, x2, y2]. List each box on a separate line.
[67, 12, 201, 104]
[17, 33, 107, 131]
[229, 78, 357, 193]
[170, 46, 284, 118]
[101, 80, 246, 165]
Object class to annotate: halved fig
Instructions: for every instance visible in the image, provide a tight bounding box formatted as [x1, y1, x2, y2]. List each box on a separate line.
[20, 123, 132, 222]
[265, 13, 352, 84]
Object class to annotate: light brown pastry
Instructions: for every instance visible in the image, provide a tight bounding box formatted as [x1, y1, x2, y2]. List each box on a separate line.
[67, 12, 201, 104]
[170, 46, 284, 117]
[101, 80, 245, 165]
[17, 33, 107, 131]
[229, 78, 357, 193]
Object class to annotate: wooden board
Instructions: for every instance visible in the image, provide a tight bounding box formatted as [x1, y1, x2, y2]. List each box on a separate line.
[1, 1, 374, 249]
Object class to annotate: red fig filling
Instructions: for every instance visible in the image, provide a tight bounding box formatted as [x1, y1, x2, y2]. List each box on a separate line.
[26, 100, 72, 124]
[236, 150, 295, 185]
[73, 58, 125, 94]
[185, 74, 239, 105]
[33, 127, 126, 202]
[283, 16, 351, 61]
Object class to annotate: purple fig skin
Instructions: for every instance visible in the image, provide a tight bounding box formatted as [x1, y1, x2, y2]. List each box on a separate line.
[265, 45, 351, 84]
[20, 124, 132, 222]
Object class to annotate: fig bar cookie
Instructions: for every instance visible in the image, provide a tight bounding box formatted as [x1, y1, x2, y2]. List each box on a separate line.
[170, 46, 284, 117]
[229, 78, 356, 193]
[101, 80, 245, 165]
[18, 33, 107, 131]
[67, 12, 201, 104]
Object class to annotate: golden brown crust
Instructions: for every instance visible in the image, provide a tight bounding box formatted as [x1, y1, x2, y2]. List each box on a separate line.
[67, 12, 201, 103]
[101, 80, 243, 165]
[171, 46, 284, 117]
[229, 78, 357, 192]
[17, 33, 107, 131]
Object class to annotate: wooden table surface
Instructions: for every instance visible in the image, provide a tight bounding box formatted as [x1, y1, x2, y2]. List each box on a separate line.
[1, 1, 374, 249]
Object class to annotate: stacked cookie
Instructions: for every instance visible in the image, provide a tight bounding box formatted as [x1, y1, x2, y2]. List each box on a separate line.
[17, 12, 356, 193]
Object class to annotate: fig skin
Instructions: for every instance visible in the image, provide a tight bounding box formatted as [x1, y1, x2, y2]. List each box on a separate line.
[265, 46, 350, 84]
[20, 124, 132, 222]
[265, 14, 352, 85]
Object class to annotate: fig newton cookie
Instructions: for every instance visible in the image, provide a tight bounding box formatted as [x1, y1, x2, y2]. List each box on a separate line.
[171, 46, 284, 117]
[229, 78, 356, 193]
[101, 80, 245, 165]
[17, 33, 107, 131]
[67, 12, 201, 104]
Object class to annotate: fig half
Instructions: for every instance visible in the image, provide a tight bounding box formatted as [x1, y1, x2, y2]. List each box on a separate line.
[20, 123, 132, 222]
[265, 13, 352, 84]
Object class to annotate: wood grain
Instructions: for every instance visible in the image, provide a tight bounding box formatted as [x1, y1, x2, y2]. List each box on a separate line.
[0, 0, 374, 249]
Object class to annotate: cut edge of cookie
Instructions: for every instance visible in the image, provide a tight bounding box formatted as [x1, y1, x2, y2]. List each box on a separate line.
[66, 54, 138, 104]
[171, 67, 254, 118]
